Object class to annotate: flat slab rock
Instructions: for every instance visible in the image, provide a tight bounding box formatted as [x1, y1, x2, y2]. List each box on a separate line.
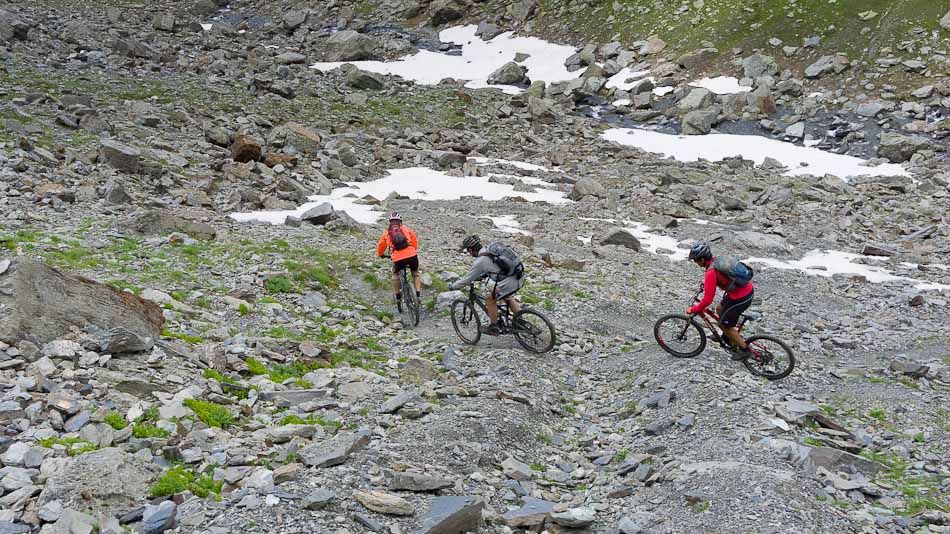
[501, 497, 555, 527]
[385, 469, 453, 492]
[354, 490, 414, 516]
[297, 429, 371, 467]
[37, 448, 153, 519]
[420, 496, 484, 534]
[0, 259, 163, 346]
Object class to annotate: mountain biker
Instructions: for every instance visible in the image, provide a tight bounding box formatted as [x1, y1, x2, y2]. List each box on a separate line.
[376, 211, 421, 311]
[686, 241, 754, 361]
[450, 235, 525, 336]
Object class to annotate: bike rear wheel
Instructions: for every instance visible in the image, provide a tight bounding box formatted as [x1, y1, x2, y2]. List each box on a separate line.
[743, 335, 795, 381]
[451, 299, 481, 345]
[399, 271, 420, 327]
[653, 314, 707, 358]
[512, 308, 557, 354]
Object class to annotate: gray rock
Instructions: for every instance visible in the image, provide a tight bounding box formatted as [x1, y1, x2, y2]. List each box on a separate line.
[877, 131, 933, 163]
[123, 210, 216, 240]
[299, 292, 328, 309]
[475, 21, 502, 40]
[618, 516, 643, 534]
[347, 69, 386, 90]
[50, 509, 96, 534]
[856, 102, 887, 118]
[785, 122, 805, 139]
[601, 228, 641, 251]
[568, 177, 606, 200]
[152, 13, 175, 32]
[942, 11, 950, 30]
[890, 359, 929, 378]
[678, 48, 718, 70]
[353, 513, 385, 532]
[436, 150, 467, 168]
[500, 497, 554, 528]
[379, 389, 419, 414]
[275, 52, 306, 65]
[507, 0, 538, 22]
[387, 470, 453, 492]
[37, 448, 152, 519]
[302, 489, 336, 510]
[551, 507, 596, 528]
[0, 259, 164, 346]
[324, 31, 378, 62]
[99, 139, 140, 174]
[428, 0, 466, 26]
[500, 457, 535, 481]
[742, 54, 778, 78]
[0, 522, 30, 534]
[283, 10, 307, 30]
[682, 109, 718, 135]
[805, 54, 850, 78]
[527, 96, 557, 124]
[300, 203, 337, 225]
[298, 430, 371, 467]
[487, 62, 528, 85]
[257, 389, 330, 407]
[420, 496, 483, 534]
[679, 88, 714, 112]
[143, 500, 176, 534]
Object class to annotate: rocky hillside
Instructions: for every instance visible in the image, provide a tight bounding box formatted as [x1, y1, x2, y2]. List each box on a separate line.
[0, 1, 949, 534]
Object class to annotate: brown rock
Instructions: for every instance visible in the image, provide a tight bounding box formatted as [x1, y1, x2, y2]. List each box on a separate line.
[230, 134, 262, 163]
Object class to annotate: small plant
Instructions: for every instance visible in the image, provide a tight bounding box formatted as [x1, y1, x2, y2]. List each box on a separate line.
[183, 399, 235, 429]
[615, 449, 629, 462]
[150, 465, 223, 499]
[912, 432, 925, 443]
[690, 502, 710, 513]
[264, 276, 295, 294]
[529, 463, 545, 472]
[804, 437, 824, 447]
[132, 423, 171, 439]
[563, 404, 577, 415]
[104, 412, 129, 430]
[245, 357, 268, 376]
[897, 377, 920, 390]
[868, 408, 887, 421]
[161, 330, 204, 344]
[38, 437, 97, 456]
[280, 414, 343, 429]
[238, 303, 252, 316]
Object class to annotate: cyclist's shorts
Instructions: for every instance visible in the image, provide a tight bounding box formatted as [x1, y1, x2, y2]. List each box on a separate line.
[494, 275, 525, 300]
[719, 290, 753, 327]
[392, 255, 419, 273]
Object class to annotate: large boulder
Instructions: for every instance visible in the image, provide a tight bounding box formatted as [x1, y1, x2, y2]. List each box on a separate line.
[804, 54, 850, 78]
[300, 203, 337, 225]
[230, 134, 262, 163]
[487, 62, 528, 85]
[677, 48, 717, 70]
[324, 30, 378, 61]
[568, 177, 605, 200]
[877, 131, 934, 163]
[601, 228, 641, 251]
[428, 0, 466, 26]
[742, 54, 778, 78]
[99, 139, 141, 174]
[273, 122, 322, 155]
[37, 448, 153, 519]
[507, 0, 538, 22]
[0, 259, 164, 346]
[942, 11, 950, 31]
[678, 88, 714, 112]
[420, 496, 484, 534]
[122, 210, 217, 240]
[0, 10, 30, 41]
[682, 109, 719, 135]
[347, 69, 386, 90]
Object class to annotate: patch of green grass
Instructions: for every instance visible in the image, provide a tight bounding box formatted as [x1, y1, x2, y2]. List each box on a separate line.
[803, 437, 824, 447]
[912, 432, 925, 443]
[285, 260, 337, 289]
[690, 502, 710, 513]
[279, 414, 343, 429]
[104, 412, 129, 430]
[867, 376, 889, 385]
[132, 423, 171, 439]
[868, 408, 888, 421]
[136, 406, 159, 423]
[150, 465, 222, 499]
[897, 377, 920, 390]
[529, 463, 545, 472]
[37, 437, 97, 456]
[107, 280, 142, 295]
[572, 290, 591, 299]
[615, 449, 629, 462]
[257, 296, 279, 304]
[161, 329, 204, 345]
[363, 272, 389, 290]
[563, 404, 577, 415]
[264, 275, 295, 294]
[238, 303, 252, 316]
[183, 399, 235, 429]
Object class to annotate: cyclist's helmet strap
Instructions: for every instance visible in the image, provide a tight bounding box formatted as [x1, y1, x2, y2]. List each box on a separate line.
[688, 240, 712, 262]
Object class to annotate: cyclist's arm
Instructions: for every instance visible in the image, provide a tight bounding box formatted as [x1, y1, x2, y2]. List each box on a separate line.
[688, 269, 717, 314]
[376, 233, 388, 258]
[450, 258, 491, 289]
[407, 227, 418, 250]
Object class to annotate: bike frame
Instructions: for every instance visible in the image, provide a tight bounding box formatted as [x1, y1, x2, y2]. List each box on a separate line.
[466, 284, 514, 327]
[688, 287, 749, 346]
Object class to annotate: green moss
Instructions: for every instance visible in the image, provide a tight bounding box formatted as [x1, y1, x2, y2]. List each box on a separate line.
[264, 276, 295, 294]
[132, 423, 171, 439]
[104, 412, 129, 430]
[37, 437, 98, 455]
[183, 399, 235, 429]
[162, 329, 204, 345]
[150, 465, 222, 498]
[279, 414, 343, 429]
[238, 303, 252, 316]
[285, 260, 337, 289]
[803, 437, 824, 447]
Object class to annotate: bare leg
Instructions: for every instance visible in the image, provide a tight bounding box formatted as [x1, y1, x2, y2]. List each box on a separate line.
[412, 270, 422, 293]
[507, 297, 521, 315]
[391, 273, 400, 299]
[721, 325, 747, 349]
[486, 294, 499, 323]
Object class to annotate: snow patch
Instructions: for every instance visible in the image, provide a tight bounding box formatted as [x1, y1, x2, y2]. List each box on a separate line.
[231, 167, 569, 225]
[605, 68, 651, 91]
[688, 76, 751, 95]
[623, 222, 689, 261]
[746, 250, 950, 291]
[601, 128, 909, 180]
[653, 86, 676, 96]
[200, 23, 213, 31]
[310, 25, 580, 94]
[480, 215, 531, 235]
[469, 157, 559, 172]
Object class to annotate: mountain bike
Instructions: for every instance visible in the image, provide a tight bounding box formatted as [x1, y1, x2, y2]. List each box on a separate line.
[450, 283, 556, 353]
[382, 255, 419, 327]
[653, 286, 795, 380]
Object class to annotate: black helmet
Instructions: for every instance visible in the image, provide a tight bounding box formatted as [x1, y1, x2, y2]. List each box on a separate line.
[461, 235, 481, 251]
[688, 241, 712, 262]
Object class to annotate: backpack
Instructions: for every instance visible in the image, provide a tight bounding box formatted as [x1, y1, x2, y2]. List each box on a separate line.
[388, 224, 409, 251]
[486, 241, 524, 279]
[712, 255, 754, 292]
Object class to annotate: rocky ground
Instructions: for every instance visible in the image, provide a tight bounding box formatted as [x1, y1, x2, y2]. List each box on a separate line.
[1, 1, 949, 534]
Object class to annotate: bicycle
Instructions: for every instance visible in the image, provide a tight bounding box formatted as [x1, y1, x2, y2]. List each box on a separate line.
[653, 285, 795, 380]
[381, 255, 419, 327]
[450, 283, 557, 353]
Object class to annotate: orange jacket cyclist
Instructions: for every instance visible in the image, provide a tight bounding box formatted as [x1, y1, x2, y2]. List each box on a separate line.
[376, 211, 421, 310]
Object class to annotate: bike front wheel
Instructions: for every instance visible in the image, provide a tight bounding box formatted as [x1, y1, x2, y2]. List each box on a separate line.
[512, 309, 557, 354]
[451, 299, 481, 345]
[653, 314, 707, 358]
[743, 335, 795, 380]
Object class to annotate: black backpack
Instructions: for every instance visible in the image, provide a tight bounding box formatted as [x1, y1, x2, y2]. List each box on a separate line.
[389, 224, 409, 251]
[486, 241, 524, 279]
